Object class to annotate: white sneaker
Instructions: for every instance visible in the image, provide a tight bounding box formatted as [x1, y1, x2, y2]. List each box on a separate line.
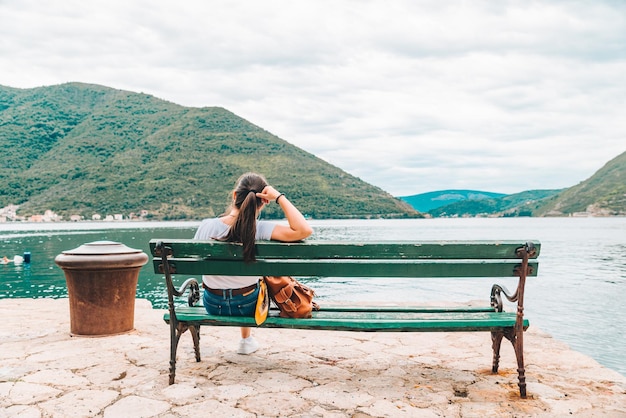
[237, 337, 260, 355]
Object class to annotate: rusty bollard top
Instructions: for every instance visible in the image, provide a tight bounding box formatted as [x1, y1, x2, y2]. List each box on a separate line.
[54, 240, 149, 270]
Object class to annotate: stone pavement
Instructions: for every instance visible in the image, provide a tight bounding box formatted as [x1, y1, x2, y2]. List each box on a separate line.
[1, 298, 625, 417]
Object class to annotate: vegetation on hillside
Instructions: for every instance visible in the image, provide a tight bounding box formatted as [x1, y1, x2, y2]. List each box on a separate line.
[533, 151, 626, 216]
[427, 189, 562, 217]
[399, 190, 506, 213]
[402, 150, 626, 218]
[0, 83, 419, 220]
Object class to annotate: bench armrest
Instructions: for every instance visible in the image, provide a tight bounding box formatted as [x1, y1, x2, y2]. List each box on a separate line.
[490, 284, 515, 312]
[174, 278, 201, 307]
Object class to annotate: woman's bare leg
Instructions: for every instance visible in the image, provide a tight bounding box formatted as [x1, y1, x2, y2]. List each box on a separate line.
[240, 327, 251, 338]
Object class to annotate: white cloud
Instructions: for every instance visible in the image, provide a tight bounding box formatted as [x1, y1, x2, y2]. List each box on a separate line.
[1, 0, 625, 196]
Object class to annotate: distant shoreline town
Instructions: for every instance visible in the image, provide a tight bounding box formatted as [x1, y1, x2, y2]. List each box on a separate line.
[0, 204, 150, 223]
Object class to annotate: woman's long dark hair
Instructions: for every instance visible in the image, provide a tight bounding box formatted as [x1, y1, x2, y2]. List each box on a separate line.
[224, 172, 268, 262]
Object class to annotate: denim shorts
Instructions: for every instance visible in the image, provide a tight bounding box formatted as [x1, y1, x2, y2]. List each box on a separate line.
[203, 283, 260, 317]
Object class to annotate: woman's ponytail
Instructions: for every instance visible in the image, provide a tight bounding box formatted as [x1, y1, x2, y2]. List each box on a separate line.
[237, 191, 259, 262]
[224, 173, 268, 262]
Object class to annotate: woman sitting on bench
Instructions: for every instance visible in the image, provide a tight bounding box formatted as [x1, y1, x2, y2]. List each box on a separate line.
[193, 172, 313, 354]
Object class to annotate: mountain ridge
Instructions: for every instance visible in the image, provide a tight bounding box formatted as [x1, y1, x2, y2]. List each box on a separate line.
[532, 151, 626, 216]
[400, 149, 625, 218]
[0, 83, 419, 220]
[398, 190, 506, 213]
[424, 189, 563, 218]
[2, 82, 623, 220]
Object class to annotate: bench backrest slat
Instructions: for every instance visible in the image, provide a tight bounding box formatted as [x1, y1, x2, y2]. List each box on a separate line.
[149, 240, 540, 259]
[155, 258, 537, 277]
[149, 239, 540, 278]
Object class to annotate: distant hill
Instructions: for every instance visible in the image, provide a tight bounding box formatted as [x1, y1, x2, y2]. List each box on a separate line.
[427, 189, 562, 217]
[399, 190, 506, 212]
[399, 149, 626, 218]
[0, 83, 419, 220]
[533, 150, 626, 216]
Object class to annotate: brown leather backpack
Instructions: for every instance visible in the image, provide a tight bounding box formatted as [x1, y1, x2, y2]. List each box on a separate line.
[263, 276, 319, 318]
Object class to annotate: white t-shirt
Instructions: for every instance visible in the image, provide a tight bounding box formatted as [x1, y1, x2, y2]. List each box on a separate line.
[193, 217, 276, 289]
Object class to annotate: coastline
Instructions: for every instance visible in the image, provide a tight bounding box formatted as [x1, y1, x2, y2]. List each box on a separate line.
[1, 298, 624, 417]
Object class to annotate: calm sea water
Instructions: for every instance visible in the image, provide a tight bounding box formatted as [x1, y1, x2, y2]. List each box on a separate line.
[1, 217, 625, 376]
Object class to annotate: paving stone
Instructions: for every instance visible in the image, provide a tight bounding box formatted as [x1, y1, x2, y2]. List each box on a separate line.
[239, 391, 310, 416]
[38, 389, 119, 417]
[103, 395, 170, 418]
[1, 405, 42, 418]
[0, 381, 13, 403]
[5, 381, 61, 405]
[302, 405, 347, 418]
[300, 381, 375, 410]
[173, 399, 255, 417]
[22, 369, 90, 388]
[211, 383, 256, 401]
[161, 383, 204, 405]
[360, 399, 441, 417]
[249, 371, 311, 393]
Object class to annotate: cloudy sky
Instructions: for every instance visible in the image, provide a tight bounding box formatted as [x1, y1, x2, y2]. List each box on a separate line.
[1, 0, 625, 196]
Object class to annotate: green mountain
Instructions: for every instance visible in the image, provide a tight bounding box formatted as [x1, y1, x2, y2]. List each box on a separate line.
[533, 150, 626, 216]
[427, 189, 562, 217]
[0, 83, 419, 220]
[403, 150, 626, 218]
[399, 190, 506, 213]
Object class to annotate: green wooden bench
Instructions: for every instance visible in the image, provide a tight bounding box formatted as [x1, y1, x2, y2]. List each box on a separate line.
[149, 239, 539, 398]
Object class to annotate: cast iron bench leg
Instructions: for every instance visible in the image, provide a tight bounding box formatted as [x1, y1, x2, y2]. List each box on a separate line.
[190, 325, 201, 362]
[502, 327, 527, 398]
[491, 330, 504, 373]
[169, 322, 189, 385]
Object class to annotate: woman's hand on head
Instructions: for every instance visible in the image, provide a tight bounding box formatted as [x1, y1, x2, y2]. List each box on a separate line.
[256, 186, 279, 204]
[256, 185, 313, 242]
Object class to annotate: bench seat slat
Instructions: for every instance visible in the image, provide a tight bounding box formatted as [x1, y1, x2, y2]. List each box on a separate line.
[155, 259, 538, 277]
[165, 306, 527, 332]
[297, 305, 496, 313]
